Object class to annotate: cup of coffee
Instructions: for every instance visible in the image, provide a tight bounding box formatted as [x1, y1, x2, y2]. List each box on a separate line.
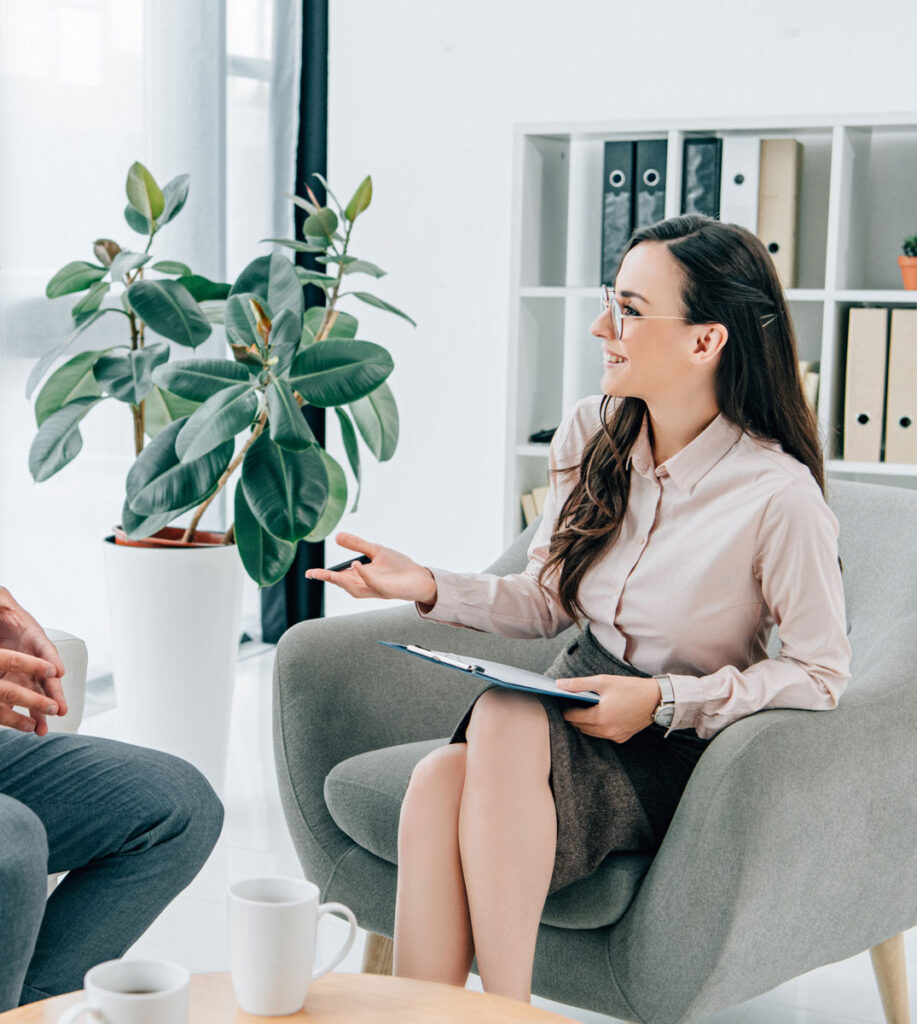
[228, 876, 358, 1016]
[57, 959, 189, 1024]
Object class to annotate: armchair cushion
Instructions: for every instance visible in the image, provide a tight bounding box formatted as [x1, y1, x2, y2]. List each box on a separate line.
[324, 737, 653, 929]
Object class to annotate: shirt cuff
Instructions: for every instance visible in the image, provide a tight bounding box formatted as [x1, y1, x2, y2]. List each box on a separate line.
[665, 672, 709, 735]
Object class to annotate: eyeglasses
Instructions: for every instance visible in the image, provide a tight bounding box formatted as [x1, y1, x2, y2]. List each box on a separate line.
[600, 285, 693, 340]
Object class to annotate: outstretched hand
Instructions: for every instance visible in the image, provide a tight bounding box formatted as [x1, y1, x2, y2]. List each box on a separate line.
[0, 587, 67, 735]
[305, 533, 437, 605]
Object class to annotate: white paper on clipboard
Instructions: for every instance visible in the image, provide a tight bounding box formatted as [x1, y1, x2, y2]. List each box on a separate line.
[377, 640, 600, 705]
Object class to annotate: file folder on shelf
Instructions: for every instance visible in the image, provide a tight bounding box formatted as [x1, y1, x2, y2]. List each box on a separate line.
[600, 141, 635, 285]
[757, 138, 802, 289]
[680, 137, 722, 219]
[378, 641, 600, 705]
[844, 307, 888, 462]
[719, 135, 760, 232]
[634, 139, 667, 231]
[885, 308, 917, 463]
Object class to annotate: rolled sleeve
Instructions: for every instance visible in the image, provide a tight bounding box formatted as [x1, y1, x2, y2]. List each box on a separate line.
[666, 477, 852, 739]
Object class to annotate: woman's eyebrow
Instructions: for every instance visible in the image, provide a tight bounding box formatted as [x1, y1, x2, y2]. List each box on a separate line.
[617, 289, 649, 304]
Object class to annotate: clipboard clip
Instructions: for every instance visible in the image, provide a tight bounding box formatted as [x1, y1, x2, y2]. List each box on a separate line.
[406, 644, 486, 675]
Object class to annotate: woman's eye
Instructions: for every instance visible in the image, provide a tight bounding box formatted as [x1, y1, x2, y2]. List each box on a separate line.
[622, 305, 639, 317]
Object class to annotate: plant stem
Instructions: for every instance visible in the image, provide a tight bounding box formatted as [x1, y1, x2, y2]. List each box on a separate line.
[181, 407, 269, 544]
[314, 220, 353, 342]
[127, 310, 145, 455]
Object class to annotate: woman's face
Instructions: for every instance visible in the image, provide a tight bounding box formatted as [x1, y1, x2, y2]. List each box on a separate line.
[591, 241, 709, 402]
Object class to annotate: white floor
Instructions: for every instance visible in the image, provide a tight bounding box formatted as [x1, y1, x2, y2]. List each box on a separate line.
[79, 645, 916, 1024]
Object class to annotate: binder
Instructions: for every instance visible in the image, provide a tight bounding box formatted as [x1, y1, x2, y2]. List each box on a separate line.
[844, 307, 888, 462]
[521, 491, 537, 527]
[634, 139, 667, 230]
[719, 135, 760, 231]
[600, 141, 635, 285]
[531, 485, 548, 516]
[378, 641, 600, 704]
[885, 308, 917, 463]
[680, 137, 722, 219]
[757, 138, 802, 289]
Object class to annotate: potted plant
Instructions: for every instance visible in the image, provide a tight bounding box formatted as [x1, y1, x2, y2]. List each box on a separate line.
[898, 236, 917, 289]
[27, 162, 414, 792]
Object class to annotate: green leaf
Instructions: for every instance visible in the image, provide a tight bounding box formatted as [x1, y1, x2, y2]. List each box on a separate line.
[152, 260, 192, 276]
[71, 280, 110, 317]
[334, 406, 361, 513]
[342, 259, 386, 278]
[178, 274, 230, 302]
[46, 261, 107, 299]
[302, 307, 358, 343]
[233, 483, 296, 587]
[287, 340, 393, 407]
[160, 173, 190, 225]
[240, 432, 327, 542]
[28, 397, 101, 482]
[175, 383, 258, 462]
[302, 449, 348, 542]
[126, 415, 234, 516]
[316, 255, 356, 266]
[230, 252, 304, 320]
[349, 380, 399, 461]
[109, 251, 151, 282]
[120, 495, 175, 540]
[259, 238, 325, 253]
[311, 173, 345, 217]
[293, 268, 337, 288]
[93, 342, 170, 404]
[35, 349, 108, 426]
[25, 308, 114, 399]
[124, 204, 151, 235]
[126, 161, 165, 223]
[152, 358, 251, 401]
[268, 307, 301, 376]
[225, 293, 268, 351]
[267, 379, 316, 451]
[143, 385, 201, 439]
[344, 291, 417, 327]
[344, 174, 373, 222]
[127, 279, 212, 348]
[303, 209, 338, 245]
[284, 192, 320, 216]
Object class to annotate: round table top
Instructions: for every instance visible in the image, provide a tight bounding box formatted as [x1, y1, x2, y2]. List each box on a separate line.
[1, 971, 580, 1023]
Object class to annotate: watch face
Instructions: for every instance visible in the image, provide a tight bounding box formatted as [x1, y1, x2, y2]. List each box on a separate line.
[654, 704, 675, 727]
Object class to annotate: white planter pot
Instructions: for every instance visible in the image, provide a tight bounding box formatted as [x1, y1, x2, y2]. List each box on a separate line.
[101, 535, 245, 798]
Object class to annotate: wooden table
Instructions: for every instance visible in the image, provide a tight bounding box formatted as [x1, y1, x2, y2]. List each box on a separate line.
[1, 971, 579, 1023]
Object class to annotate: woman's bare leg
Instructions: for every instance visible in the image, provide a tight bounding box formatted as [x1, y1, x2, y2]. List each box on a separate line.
[460, 688, 556, 1003]
[393, 743, 474, 986]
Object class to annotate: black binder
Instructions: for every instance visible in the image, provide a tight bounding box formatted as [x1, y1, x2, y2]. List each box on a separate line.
[634, 139, 667, 230]
[681, 137, 722, 219]
[600, 141, 635, 285]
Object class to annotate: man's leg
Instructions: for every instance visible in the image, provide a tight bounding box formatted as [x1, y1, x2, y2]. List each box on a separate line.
[0, 795, 48, 1011]
[0, 730, 223, 1003]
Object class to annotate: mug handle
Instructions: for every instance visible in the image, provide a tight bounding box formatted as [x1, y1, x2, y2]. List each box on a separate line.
[311, 902, 358, 981]
[57, 1003, 100, 1024]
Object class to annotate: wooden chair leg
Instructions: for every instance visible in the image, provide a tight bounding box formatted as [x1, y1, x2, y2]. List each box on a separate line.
[869, 932, 911, 1024]
[362, 931, 394, 976]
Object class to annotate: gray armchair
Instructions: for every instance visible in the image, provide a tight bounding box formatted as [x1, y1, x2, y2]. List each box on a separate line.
[272, 478, 916, 1024]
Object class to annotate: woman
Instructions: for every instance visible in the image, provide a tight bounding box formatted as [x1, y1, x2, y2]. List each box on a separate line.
[305, 214, 852, 1004]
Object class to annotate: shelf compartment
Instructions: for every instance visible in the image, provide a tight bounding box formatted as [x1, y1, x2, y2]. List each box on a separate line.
[515, 296, 565, 448]
[517, 135, 570, 288]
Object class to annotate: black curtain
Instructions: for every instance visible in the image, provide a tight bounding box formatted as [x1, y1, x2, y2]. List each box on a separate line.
[260, 0, 329, 643]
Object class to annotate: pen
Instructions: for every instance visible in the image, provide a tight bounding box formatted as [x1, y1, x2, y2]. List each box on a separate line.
[323, 554, 373, 573]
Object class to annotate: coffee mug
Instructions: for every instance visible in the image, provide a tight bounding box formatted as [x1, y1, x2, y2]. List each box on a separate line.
[57, 959, 189, 1024]
[228, 876, 358, 1016]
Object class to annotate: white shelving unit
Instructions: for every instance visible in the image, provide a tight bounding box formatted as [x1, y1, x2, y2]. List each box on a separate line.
[503, 112, 917, 546]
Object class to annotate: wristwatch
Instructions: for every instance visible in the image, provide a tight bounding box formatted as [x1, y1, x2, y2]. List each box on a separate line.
[652, 674, 675, 727]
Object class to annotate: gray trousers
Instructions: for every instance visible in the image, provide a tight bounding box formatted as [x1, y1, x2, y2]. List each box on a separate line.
[0, 729, 223, 1010]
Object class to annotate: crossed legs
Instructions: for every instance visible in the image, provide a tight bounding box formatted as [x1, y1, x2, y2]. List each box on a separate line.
[393, 688, 556, 1003]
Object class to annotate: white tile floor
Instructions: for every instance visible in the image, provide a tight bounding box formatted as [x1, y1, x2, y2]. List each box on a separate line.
[79, 646, 916, 1024]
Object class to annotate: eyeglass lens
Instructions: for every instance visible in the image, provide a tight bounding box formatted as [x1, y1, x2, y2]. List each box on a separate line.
[602, 287, 623, 338]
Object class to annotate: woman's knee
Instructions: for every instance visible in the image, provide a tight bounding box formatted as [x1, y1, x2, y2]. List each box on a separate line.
[465, 688, 549, 751]
[0, 796, 48, 913]
[399, 744, 467, 843]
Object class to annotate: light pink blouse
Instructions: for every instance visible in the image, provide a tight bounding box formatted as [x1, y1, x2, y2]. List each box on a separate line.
[415, 395, 852, 740]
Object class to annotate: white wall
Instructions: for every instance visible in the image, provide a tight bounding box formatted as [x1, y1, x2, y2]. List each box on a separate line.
[320, 0, 917, 619]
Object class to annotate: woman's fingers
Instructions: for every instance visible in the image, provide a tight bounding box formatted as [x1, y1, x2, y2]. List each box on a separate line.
[334, 532, 381, 559]
[0, 648, 58, 681]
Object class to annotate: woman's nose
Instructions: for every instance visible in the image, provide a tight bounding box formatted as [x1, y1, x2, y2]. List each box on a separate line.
[590, 310, 615, 339]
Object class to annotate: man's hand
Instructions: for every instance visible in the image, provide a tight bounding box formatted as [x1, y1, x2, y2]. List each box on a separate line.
[557, 673, 661, 743]
[0, 587, 67, 735]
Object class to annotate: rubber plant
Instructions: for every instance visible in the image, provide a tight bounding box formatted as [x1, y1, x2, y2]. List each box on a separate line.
[26, 161, 415, 585]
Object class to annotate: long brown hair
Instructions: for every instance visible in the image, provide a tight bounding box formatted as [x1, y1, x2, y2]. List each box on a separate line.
[536, 214, 830, 629]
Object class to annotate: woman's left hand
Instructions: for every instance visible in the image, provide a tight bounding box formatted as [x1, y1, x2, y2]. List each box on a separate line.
[557, 674, 661, 743]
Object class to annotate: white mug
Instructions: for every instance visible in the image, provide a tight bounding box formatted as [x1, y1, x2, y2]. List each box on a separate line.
[57, 959, 189, 1024]
[228, 876, 358, 1016]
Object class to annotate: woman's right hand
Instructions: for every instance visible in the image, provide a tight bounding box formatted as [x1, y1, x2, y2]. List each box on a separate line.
[305, 532, 438, 606]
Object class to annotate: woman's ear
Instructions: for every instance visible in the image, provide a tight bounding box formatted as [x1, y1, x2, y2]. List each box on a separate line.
[692, 323, 728, 362]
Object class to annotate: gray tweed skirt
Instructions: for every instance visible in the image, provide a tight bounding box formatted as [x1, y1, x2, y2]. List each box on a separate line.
[449, 622, 712, 895]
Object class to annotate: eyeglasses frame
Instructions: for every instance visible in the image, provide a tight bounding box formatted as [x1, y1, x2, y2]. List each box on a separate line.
[600, 285, 779, 338]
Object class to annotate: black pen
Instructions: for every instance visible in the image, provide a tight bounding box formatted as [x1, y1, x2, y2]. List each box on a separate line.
[323, 554, 373, 573]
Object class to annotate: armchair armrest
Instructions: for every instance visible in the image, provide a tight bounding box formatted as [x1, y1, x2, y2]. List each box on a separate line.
[606, 621, 917, 1024]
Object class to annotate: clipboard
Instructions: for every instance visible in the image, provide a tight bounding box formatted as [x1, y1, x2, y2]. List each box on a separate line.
[378, 641, 600, 704]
